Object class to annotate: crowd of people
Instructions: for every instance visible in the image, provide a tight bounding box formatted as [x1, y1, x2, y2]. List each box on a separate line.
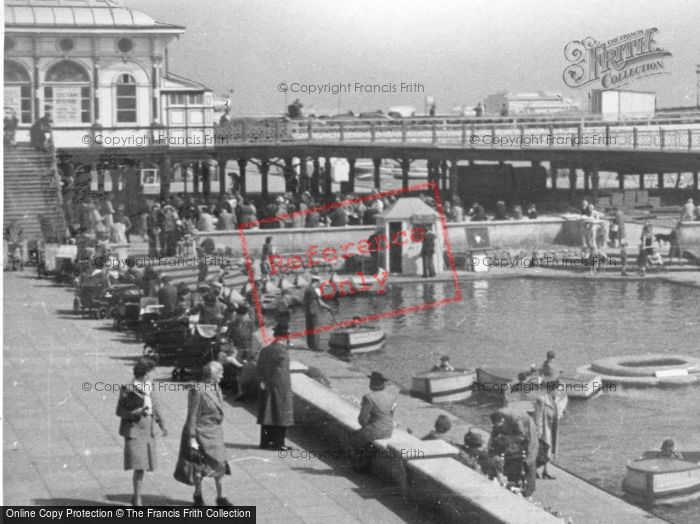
[422, 351, 564, 498]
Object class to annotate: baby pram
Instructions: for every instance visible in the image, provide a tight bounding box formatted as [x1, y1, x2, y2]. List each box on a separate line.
[491, 434, 529, 494]
[142, 314, 225, 381]
[92, 284, 142, 322]
[73, 273, 110, 318]
[112, 286, 145, 331]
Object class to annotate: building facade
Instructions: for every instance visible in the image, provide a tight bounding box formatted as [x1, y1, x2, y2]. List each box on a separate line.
[4, 0, 215, 150]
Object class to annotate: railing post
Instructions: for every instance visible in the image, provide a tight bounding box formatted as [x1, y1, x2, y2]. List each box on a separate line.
[490, 125, 496, 148]
[339, 122, 344, 142]
[688, 129, 693, 152]
[307, 121, 313, 141]
[548, 125, 554, 147]
[370, 122, 376, 143]
[461, 123, 467, 147]
[274, 121, 280, 143]
[520, 125, 525, 147]
[241, 120, 247, 143]
[660, 128, 665, 151]
[401, 121, 407, 143]
[577, 123, 583, 146]
[432, 122, 437, 145]
[604, 125, 610, 149]
[633, 127, 638, 150]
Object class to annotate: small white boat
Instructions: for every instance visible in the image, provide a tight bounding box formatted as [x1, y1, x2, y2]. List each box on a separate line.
[411, 369, 476, 403]
[558, 372, 603, 399]
[623, 452, 700, 505]
[328, 325, 385, 354]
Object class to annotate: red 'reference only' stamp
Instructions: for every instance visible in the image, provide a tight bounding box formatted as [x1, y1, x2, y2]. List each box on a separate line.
[238, 182, 462, 345]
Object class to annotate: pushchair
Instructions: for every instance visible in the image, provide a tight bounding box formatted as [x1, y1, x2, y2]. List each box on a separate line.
[142, 314, 225, 381]
[112, 286, 145, 331]
[93, 284, 142, 321]
[73, 273, 110, 318]
[491, 434, 529, 495]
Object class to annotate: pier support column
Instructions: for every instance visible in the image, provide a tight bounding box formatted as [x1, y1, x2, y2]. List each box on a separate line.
[218, 156, 228, 197]
[202, 158, 213, 205]
[550, 162, 558, 190]
[347, 158, 356, 193]
[591, 165, 599, 204]
[284, 157, 295, 194]
[400, 158, 411, 191]
[372, 158, 382, 190]
[568, 165, 577, 194]
[694, 172, 699, 192]
[96, 164, 104, 193]
[618, 172, 625, 191]
[449, 159, 459, 197]
[259, 160, 270, 202]
[298, 158, 309, 194]
[236, 158, 247, 196]
[583, 168, 591, 192]
[192, 161, 200, 196]
[324, 157, 332, 199]
[159, 155, 172, 203]
[311, 158, 320, 198]
[639, 173, 645, 190]
[440, 159, 448, 193]
[657, 172, 664, 189]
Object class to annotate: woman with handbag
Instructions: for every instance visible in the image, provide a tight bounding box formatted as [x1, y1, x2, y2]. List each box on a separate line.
[116, 357, 167, 506]
[175, 361, 232, 507]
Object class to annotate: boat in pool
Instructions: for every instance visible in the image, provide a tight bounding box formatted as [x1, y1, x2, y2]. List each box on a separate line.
[410, 369, 476, 403]
[328, 324, 386, 354]
[477, 367, 601, 400]
[559, 372, 603, 399]
[623, 452, 700, 505]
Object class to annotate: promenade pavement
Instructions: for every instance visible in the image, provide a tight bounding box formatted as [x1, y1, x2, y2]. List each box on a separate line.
[2, 272, 441, 524]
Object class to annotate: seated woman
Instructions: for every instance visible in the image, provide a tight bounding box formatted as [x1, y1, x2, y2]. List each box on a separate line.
[350, 372, 396, 472]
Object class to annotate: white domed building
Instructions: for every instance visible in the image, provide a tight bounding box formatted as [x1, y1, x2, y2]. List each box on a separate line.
[4, 0, 215, 148]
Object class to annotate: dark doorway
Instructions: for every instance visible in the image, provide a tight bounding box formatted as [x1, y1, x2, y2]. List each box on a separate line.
[389, 222, 403, 273]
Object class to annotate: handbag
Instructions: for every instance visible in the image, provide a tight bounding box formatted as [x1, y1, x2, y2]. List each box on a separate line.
[173, 447, 205, 486]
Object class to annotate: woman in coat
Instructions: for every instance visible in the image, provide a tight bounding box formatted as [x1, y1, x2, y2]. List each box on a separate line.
[256, 322, 294, 450]
[179, 361, 232, 507]
[116, 357, 167, 506]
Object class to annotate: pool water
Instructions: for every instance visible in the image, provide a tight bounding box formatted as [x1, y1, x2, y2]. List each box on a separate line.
[294, 278, 700, 523]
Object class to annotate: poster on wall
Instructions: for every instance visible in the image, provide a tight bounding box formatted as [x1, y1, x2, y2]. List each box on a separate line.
[52, 86, 82, 123]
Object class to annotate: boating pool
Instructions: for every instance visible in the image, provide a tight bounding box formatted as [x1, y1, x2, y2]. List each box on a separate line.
[296, 278, 700, 523]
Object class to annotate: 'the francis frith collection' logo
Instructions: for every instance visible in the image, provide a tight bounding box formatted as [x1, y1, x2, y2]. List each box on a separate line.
[563, 28, 672, 89]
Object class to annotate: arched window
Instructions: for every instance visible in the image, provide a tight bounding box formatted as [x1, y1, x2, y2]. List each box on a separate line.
[44, 60, 91, 124]
[115, 73, 137, 123]
[4, 60, 32, 124]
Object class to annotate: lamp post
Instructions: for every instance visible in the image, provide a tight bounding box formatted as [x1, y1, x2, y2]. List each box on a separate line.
[696, 65, 700, 109]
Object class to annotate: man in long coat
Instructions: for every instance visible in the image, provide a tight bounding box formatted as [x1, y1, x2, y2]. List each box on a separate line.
[256, 322, 294, 450]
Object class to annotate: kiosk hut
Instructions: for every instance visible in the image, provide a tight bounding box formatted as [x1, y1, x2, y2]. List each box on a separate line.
[376, 198, 443, 275]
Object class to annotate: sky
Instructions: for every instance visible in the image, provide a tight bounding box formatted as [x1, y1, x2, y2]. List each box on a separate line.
[127, 0, 700, 116]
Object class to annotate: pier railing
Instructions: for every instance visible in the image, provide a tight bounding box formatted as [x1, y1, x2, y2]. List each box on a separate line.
[216, 112, 700, 152]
